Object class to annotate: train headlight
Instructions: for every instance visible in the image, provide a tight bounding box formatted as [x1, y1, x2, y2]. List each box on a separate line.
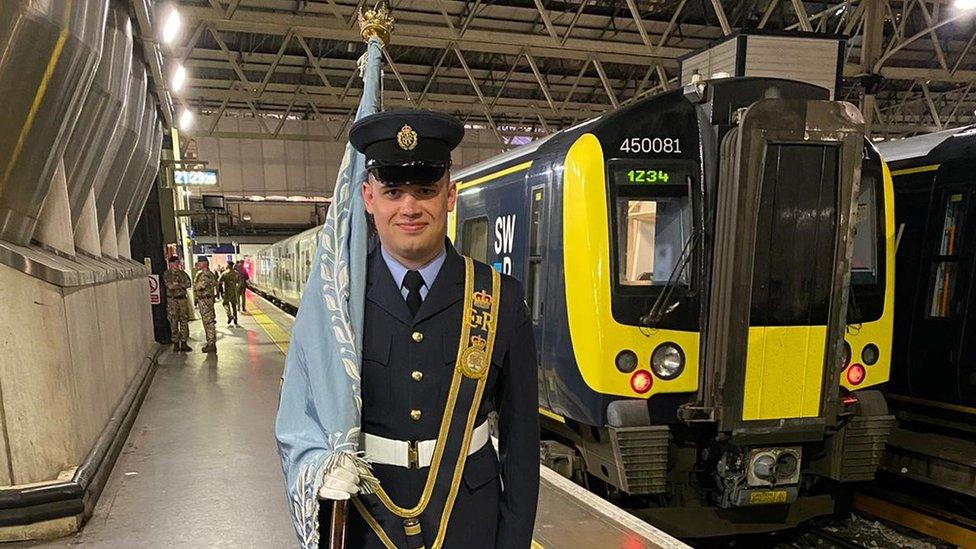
[861, 344, 879, 366]
[615, 350, 638, 373]
[650, 343, 684, 380]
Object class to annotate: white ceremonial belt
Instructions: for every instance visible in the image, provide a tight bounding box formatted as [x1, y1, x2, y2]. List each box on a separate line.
[363, 421, 490, 469]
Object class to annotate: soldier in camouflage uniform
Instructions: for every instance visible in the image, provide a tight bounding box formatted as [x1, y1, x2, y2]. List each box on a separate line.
[193, 257, 219, 353]
[218, 266, 242, 327]
[163, 256, 192, 352]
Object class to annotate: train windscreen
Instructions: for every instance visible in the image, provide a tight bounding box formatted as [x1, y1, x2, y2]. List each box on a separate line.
[609, 162, 693, 287]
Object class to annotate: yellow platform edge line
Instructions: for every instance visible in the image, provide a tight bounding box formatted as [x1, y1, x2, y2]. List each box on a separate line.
[853, 493, 976, 548]
[247, 299, 291, 356]
[244, 296, 551, 549]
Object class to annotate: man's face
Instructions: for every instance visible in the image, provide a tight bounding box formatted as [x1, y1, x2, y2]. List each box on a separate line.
[168, 261, 181, 270]
[362, 170, 456, 263]
[196, 261, 209, 271]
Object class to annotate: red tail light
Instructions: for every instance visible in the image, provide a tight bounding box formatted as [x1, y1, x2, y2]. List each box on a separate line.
[846, 363, 866, 385]
[630, 370, 653, 394]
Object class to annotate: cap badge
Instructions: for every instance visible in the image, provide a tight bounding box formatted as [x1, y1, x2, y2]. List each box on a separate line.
[397, 124, 418, 151]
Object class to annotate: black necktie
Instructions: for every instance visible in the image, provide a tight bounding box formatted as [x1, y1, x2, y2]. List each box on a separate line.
[404, 270, 424, 317]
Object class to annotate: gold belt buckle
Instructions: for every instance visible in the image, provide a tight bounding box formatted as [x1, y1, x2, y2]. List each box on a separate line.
[407, 440, 419, 469]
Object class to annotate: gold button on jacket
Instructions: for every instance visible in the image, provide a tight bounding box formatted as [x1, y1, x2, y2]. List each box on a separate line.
[410, 409, 422, 421]
[411, 331, 424, 342]
[411, 371, 423, 381]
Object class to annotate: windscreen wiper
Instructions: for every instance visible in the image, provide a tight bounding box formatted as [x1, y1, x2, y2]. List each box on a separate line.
[639, 229, 700, 328]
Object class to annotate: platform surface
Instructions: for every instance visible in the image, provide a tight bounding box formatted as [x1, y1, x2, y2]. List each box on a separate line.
[12, 293, 685, 548]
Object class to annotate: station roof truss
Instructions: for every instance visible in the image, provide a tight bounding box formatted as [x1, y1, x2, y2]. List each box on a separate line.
[141, 0, 976, 146]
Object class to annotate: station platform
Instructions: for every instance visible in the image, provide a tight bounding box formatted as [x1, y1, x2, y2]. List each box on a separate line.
[12, 293, 685, 548]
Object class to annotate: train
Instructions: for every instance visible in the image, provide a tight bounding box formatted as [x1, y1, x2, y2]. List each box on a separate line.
[874, 126, 976, 501]
[877, 127, 976, 409]
[252, 76, 896, 537]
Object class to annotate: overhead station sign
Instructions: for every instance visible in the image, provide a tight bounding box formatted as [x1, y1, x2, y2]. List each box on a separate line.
[173, 168, 218, 186]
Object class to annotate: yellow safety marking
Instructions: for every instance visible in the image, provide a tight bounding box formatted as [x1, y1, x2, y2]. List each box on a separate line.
[538, 407, 566, 423]
[0, 2, 71, 189]
[742, 326, 826, 420]
[888, 393, 976, 416]
[749, 490, 788, 505]
[890, 164, 940, 176]
[531, 541, 546, 549]
[455, 161, 532, 191]
[248, 299, 291, 356]
[854, 494, 976, 548]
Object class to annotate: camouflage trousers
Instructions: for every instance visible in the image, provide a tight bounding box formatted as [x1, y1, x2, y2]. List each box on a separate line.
[166, 297, 190, 342]
[223, 296, 238, 323]
[198, 298, 217, 344]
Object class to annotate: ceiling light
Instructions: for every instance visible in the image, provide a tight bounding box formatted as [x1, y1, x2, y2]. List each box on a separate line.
[179, 108, 193, 131]
[956, 0, 976, 9]
[171, 64, 187, 92]
[161, 7, 181, 44]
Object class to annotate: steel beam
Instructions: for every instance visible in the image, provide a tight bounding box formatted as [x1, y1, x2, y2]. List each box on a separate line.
[178, 5, 693, 67]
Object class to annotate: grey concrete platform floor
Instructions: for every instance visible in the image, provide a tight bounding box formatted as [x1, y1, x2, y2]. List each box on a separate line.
[15, 293, 298, 548]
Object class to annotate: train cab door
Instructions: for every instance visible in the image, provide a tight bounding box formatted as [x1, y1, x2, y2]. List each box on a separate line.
[526, 181, 551, 410]
[909, 186, 976, 405]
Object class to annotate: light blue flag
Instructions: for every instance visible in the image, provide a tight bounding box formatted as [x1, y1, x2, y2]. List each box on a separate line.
[275, 35, 383, 548]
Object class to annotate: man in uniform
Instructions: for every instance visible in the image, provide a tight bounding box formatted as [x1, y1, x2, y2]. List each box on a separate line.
[163, 256, 192, 352]
[193, 257, 219, 353]
[316, 110, 540, 548]
[219, 265, 242, 327]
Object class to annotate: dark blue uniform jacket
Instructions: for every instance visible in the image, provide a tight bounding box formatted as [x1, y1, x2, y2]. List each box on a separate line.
[339, 241, 540, 548]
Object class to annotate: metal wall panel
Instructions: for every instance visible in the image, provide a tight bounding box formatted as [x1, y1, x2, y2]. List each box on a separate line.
[745, 36, 840, 99]
[680, 38, 738, 85]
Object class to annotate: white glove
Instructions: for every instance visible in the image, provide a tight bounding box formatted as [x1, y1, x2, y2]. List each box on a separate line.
[317, 457, 360, 500]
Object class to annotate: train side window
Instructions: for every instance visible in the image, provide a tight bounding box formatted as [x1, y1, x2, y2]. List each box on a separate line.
[851, 176, 879, 284]
[528, 187, 545, 321]
[461, 217, 489, 263]
[927, 193, 967, 318]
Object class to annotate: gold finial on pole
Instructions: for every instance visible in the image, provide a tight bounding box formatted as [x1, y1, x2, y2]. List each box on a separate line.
[358, 1, 395, 45]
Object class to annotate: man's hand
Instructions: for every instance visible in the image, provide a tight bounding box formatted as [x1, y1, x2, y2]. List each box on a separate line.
[317, 458, 360, 500]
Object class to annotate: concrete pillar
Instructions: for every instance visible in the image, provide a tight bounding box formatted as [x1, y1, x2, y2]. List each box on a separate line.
[74, 188, 101, 256]
[100, 206, 119, 258]
[116, 218, 131, 259]
[33, 160, 76, 256]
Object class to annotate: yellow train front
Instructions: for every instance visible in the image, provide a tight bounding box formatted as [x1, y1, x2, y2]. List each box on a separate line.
[450, 77, 896, 536]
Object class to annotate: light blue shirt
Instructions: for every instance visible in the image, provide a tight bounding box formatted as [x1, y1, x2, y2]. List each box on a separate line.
[381, 245, 447, 302]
